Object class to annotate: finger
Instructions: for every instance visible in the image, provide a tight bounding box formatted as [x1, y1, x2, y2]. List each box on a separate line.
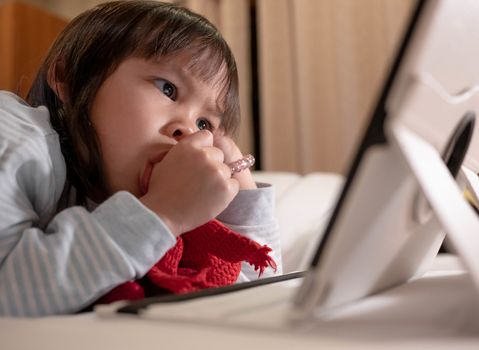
[213, 136, 242, 164]
[179, 130, 213, 147]
[203, 146, 225, 164]
[212, 128, 226, 143]
[227, 177, 240, 197]
[212, 133, 230, 150]
[218, 162, 232, 179]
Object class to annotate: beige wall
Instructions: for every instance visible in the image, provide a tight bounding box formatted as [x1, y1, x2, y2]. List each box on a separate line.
[19, 0, 103, 19]
[3, 0, 416, 174]
[257, 0, 415, 174]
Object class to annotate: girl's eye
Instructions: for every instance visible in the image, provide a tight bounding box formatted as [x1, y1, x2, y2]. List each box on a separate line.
[154, 79, 177, 100]
[196, 118, 213, 131]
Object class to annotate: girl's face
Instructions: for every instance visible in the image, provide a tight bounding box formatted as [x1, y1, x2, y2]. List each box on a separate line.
[89, 53, 225, 198]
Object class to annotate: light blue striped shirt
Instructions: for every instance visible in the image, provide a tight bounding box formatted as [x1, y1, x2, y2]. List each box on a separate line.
[0, 91, 281, 317]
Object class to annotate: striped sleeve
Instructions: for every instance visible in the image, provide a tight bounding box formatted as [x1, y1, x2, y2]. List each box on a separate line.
[0, 192, 176, 317]
[217, 183, 283, 281]
[0, 93, 176, 317]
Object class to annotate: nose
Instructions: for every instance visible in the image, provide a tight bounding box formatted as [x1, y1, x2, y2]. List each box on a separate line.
[163, 121, 196, 141]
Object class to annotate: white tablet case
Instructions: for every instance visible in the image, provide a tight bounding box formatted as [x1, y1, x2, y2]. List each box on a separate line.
[292, 0, 479, 319]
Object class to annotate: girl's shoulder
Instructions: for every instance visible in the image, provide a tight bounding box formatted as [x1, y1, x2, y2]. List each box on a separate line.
[0, 90, 64, 176]
[0, 91, 66, 210]
[0, 90, 54, 138]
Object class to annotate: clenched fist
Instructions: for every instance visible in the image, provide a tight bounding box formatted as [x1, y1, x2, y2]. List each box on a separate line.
[140, 130, 239, 236]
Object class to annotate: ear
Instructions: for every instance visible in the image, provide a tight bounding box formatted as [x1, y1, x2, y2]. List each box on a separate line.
[46, 61, 68, 103]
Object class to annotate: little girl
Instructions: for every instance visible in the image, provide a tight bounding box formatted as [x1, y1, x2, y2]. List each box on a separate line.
[0, 1, 281, 317]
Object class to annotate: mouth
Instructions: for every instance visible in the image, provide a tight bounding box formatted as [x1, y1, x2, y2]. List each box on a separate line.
[140, 151, 168, 196]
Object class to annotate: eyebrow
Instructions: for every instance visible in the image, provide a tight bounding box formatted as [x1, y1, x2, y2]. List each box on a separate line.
[175, 65, 226, 119]
[202, 99, 224, 119]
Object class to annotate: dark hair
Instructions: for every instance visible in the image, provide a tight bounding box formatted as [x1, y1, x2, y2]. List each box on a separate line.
[27, 0, 240, 204]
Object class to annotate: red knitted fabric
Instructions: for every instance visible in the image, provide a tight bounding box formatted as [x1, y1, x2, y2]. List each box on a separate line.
[96, 220, 276, 304]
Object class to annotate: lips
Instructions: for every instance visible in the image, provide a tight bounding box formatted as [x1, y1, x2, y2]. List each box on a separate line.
[140, 151, 168, 196]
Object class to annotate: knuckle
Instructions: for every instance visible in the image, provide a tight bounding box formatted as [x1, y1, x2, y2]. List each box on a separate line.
[228, 179, 239, 193]
[213, 166, 226, 181]
[191, 146, 206, 161]
[218, 179, 230, 193]
[201, 129, 213, 139]
[200, 151, 217, 167]
[197, 130, 213, 145]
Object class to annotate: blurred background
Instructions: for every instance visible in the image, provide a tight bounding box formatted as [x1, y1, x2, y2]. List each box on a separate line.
[0, 0, 415, 175]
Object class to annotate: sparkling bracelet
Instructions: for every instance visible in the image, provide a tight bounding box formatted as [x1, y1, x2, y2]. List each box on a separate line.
[228, 154, 255, 174]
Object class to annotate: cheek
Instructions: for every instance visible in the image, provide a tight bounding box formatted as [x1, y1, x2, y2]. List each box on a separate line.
[92, 91, 152, 148]
[93, 114, 159, 194]
[96, 118, 151, 178]
[91, 75, 145, 131]
[98, 136, 141, 195]
[91, 101, 133, 136]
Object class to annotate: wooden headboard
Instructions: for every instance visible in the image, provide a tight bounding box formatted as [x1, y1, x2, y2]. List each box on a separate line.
[0, 1, 67, 98]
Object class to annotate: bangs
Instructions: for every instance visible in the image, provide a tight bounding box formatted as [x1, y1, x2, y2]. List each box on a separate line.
[40, 1, 240, 135]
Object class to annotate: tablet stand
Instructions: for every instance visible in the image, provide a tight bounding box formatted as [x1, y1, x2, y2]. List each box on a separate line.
[291, 116, 479, 323]
[390, 120, 479, 293]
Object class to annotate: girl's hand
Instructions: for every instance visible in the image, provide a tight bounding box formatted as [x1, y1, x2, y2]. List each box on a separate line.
[213, 133, 257, 190]
[140, 130, 239, 237]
